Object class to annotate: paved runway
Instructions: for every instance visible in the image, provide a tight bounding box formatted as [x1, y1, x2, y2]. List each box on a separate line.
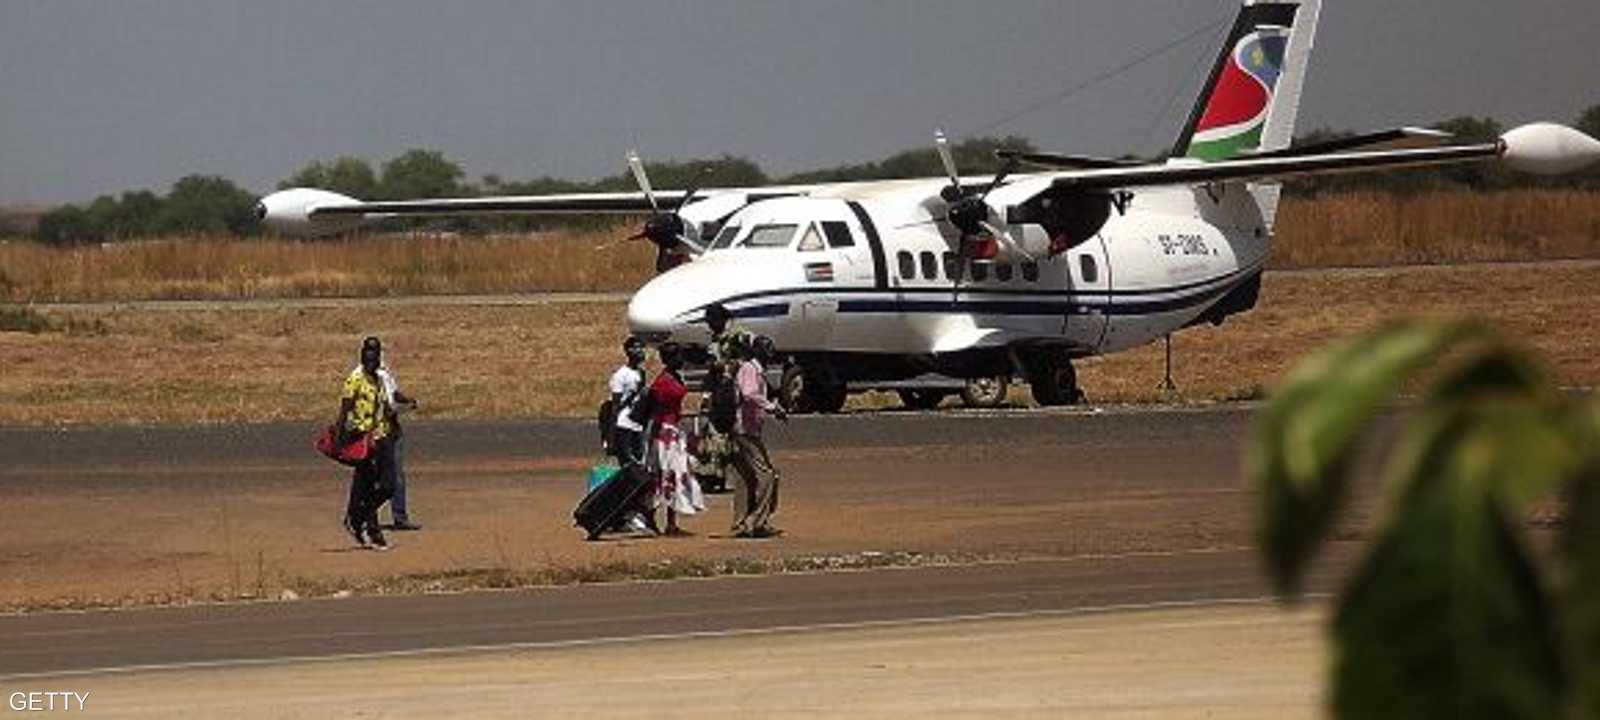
[0, 404, 1254, 478]
[0, 547, 1346, 679]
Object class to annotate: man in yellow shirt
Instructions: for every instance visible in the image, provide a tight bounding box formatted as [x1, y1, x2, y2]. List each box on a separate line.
[338, 336, 394, 550]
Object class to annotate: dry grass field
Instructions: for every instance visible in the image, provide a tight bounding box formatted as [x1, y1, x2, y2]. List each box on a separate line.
[0, 225, 657, 302]
[1271, 189, 1600, 268]
[1, 189, 1597, 303]
[1, 261, 1596, 426]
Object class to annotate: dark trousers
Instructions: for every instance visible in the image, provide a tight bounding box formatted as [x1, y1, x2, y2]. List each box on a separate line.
[388, 434, 410, 523]
[609, 426, 645, 467]
[346, 437, 397, 541]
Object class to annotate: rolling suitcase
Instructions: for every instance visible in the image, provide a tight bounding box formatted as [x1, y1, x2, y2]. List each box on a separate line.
[573, 465, 652, 540]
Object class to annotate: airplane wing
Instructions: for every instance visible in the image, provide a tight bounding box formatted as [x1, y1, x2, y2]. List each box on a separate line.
[1246, 126, 1452, 159]
[1042, 142, 1499, 191]
[303, 189, 798, 218]
[256, 184, 812, 247]
[997, 127, 1457, 178]
[994, 150, 1141, 171]
[1030, 123, 1599, 192]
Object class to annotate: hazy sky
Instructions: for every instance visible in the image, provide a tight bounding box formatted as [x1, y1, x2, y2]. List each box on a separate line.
[1, 0, 1596, 205]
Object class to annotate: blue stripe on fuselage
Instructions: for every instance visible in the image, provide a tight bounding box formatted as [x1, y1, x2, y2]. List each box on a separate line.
[717, 266, 1255, 321]
[708, 262, 1260, 321]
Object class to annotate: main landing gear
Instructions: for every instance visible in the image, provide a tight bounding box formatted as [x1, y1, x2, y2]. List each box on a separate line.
[777, 363, 848, 415]
[1025, 351, 1085, 407]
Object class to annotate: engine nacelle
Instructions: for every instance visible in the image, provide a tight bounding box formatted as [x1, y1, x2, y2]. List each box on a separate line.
[984, 176, 1115, 259]
[255, 188, 368, 237]
[1500, 123, 1600, 176]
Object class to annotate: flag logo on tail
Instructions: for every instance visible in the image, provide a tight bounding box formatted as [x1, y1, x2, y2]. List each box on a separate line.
[1187, 28, 1291, 161]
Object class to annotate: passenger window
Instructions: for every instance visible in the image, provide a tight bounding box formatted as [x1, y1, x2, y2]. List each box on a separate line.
[897, 251, 915, 280]
[995, 263, 1013, 282]
[1021, 261, 1040, 282]
[971, 262, 990, 282]
[942, 252, 960, 281]
[919, 251, 938, 280]
[710, 224, 741, 250]
[797, 224, 825, 252]
[742, 224, 798, 248]
[1079, 254, 1098, 283]
[821, 221, 856, 248]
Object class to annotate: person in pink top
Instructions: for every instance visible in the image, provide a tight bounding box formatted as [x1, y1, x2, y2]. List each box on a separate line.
[648, 344, 704, 536]
[730, 335, 787, 538]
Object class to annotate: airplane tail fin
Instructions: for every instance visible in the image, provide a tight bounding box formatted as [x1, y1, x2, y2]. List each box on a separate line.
[1172, 0, 1321, 162]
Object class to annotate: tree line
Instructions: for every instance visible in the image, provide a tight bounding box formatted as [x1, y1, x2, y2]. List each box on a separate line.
[12, 106, 1598, 246]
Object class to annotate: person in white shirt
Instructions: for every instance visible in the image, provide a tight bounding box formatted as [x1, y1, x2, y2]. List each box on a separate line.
[608, 337, 648, 466]
[603, 337, 657, 535]
[377, 362, 420, 531]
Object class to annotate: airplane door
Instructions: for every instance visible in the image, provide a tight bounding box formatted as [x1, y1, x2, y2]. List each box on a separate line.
[1066, 236, 1111, 351]
[788, 222, 853, 348]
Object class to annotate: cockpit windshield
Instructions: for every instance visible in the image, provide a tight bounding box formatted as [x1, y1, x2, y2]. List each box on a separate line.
[739, 224, 798, 249]
[709, 224, 742, 250]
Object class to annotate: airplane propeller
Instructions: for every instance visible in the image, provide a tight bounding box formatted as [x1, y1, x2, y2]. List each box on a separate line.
[625, 151, 710, 272]
[933, 130, 1025, 292]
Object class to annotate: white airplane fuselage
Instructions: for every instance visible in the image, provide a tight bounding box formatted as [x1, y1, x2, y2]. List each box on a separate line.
[628, 176, 1270, 382]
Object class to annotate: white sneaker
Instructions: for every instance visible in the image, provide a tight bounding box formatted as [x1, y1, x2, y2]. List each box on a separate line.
[626, 515, 650, 534]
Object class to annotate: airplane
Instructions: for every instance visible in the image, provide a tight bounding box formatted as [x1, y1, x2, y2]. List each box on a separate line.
[257, 0, 1600, 413]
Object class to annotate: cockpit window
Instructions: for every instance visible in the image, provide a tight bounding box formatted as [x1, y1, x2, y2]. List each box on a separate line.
[822, 221, 856, 248]
[797, 224, 825, 252]
[710, 224, 742, 250]
[741, 224, 798, 249]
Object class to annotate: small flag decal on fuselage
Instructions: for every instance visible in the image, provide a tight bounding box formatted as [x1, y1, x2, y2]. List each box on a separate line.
[805, 262, 834, 282]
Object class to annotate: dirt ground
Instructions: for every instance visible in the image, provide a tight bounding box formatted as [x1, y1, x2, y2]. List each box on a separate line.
[2, 261, 1598, 425]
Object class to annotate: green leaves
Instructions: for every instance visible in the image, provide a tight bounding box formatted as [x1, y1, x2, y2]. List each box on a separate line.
[1252, 319, 1482, 595]
[1251, 319, 1600, 718]
[1564, 404, 1600, 719]
[1335, 399, 1565, 719]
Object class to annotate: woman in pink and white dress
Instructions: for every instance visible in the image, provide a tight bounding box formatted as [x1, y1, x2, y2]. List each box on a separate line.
[647, 344, 704, 535]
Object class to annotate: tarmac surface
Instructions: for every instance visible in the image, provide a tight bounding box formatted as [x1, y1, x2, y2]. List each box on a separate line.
[0, 546, 1345, 678]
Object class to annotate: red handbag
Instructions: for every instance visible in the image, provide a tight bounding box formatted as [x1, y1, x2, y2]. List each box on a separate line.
[314, 425, 372, 466]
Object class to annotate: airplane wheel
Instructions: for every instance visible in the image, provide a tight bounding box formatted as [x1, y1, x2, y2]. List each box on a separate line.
[780, 364, 846, 414]
[960, 376, 1010, 408]
[1029, 358, 1083, 407]
[897, 389, 946, 410]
